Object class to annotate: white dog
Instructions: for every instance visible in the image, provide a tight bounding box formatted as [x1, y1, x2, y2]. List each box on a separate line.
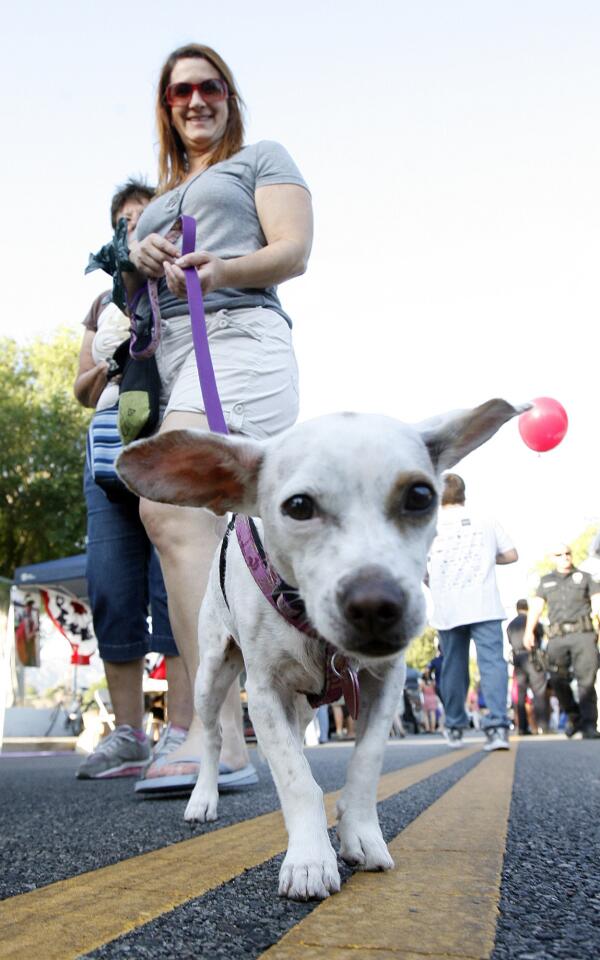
[118, 398, 525, 901]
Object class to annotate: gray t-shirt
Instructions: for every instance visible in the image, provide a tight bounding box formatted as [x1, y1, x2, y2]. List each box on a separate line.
[135, 140, 309, 327]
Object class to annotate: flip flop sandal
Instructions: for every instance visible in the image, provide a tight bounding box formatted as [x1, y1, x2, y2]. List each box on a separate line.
[134, 760, 258, 796]
[218, 764, 259, 792]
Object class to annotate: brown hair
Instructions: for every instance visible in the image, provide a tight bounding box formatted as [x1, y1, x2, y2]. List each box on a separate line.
[110, 178, 155, 228]
[441, 473, 466, 506]
[155, 44, 245, 194]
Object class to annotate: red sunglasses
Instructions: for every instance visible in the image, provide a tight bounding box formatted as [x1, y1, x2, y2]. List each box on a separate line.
[165, 79, 229, 107]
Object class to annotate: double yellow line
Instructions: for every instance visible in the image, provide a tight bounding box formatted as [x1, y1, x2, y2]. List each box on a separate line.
[263, 748, 516, 959]
[1, 745, 515, 959]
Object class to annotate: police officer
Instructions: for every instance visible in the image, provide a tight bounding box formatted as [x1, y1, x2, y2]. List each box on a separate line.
[507, 599, 549, 734]
[524, 544, 600, 739]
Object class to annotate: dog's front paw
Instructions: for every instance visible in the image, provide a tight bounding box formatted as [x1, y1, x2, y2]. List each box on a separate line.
[337, 819, 394, 871]
[184, 786, 219, 824]
[278, 848, 341, 901]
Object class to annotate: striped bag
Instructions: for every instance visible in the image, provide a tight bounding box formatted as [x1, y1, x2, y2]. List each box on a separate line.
[86, 403, 133, 502]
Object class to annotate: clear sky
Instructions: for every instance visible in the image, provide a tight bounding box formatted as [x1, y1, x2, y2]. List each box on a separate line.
[2, 0, 598, 606]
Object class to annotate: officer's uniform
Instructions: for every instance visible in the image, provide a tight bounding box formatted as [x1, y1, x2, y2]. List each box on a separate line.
[536, 567, 600, 735]
[507, 615, 548, 733]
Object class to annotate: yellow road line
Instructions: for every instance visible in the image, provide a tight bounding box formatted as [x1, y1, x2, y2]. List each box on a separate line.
[0, 746, 477, 960]
[261, 746, 517, 959]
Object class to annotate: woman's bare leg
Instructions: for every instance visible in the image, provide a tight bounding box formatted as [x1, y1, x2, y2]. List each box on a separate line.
[140, 410, 249, 775]
[104, 659, 145, 729]
[164, 655, 193, 730]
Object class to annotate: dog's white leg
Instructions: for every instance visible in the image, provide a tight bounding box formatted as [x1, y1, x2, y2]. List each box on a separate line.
[184, 626, 243, 824]
[294, 696, 317, 747]
[245, 671, 340, 901]
[336, 661, 405, 871]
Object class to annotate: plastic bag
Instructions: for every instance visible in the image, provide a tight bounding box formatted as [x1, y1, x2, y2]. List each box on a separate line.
[85, 217, 136, 312]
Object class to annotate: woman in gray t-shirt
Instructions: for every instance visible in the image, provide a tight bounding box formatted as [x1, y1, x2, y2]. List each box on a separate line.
[123, 43, 313, 795]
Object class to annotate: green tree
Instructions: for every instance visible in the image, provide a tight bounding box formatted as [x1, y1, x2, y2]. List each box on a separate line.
[406, 625, 438, 672]
[0, 329, 91, 577]
[534, 523, 599, 578]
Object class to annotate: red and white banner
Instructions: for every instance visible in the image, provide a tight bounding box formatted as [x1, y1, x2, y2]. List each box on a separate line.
[12, 586, 97, 666]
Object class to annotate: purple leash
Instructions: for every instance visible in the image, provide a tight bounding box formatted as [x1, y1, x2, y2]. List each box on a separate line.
[180, 215, 229, 435]
[127, 214, 229, 439]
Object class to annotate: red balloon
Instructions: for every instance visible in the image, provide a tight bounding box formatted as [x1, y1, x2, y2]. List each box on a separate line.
[518, 397, 568, 452]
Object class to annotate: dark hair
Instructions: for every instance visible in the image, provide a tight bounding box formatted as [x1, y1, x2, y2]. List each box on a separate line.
[155, 43, 245, 194]
[516, 598, 529, 613]
[441, 473, 466, 506]
[110, 178, 155, 228]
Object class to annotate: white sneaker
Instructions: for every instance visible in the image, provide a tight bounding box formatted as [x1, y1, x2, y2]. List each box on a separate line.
[483, 728, 510, 752]
[443, 728, 463, 749]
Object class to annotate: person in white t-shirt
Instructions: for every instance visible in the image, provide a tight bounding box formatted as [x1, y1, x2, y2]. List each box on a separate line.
[427, 473, 518, 752]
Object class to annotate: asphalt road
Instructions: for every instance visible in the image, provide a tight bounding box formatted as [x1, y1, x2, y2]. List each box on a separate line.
[1, 734, 599, 959]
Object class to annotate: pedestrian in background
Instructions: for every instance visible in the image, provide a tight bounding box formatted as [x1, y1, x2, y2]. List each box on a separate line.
[579, 532, 600, 727]
[427, 473, 518, 751]
[524, 544, 600, 739]
[427, 642, 444, 705]
[74, 180, 187, 780]
[420, 669, 439, 732]
[316, 705, 330, 744]
[507, 599, 549, 735]
[467, 685, 482, 730]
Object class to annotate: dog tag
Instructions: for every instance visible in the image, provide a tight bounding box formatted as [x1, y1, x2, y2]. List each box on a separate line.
[340, 665, 360, 720]
[330, 652, 360, 720]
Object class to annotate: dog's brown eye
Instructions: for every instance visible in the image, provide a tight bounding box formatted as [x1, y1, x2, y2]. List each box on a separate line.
[404, 484, 436, 514]
[281, 494, 315, 521]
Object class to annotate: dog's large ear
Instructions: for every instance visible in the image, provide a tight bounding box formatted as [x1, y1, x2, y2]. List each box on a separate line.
[117, 429, 264, 515]
[416, 399, 531, 472]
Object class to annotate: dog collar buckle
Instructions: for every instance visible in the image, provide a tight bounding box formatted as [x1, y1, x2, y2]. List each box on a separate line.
[236, 515, 316, 636]
[274, 583, 307, 621]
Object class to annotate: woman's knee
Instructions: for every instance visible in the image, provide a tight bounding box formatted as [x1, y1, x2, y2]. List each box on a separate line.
[139, 497, 186, 550]
[139, 497, 163, 546]
[139, 496, 216, 556]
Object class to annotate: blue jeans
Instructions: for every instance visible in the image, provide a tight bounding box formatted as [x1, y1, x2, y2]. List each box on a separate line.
[438, 620, 509, 731]
[84, 464, 177, 662]
[316, 705, 330, 743]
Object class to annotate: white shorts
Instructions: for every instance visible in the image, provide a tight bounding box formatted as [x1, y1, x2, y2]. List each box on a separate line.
[155, 306, 299, 439]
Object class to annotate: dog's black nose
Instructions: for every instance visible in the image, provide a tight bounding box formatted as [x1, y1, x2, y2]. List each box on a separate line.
[338, 568, 404, 641]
